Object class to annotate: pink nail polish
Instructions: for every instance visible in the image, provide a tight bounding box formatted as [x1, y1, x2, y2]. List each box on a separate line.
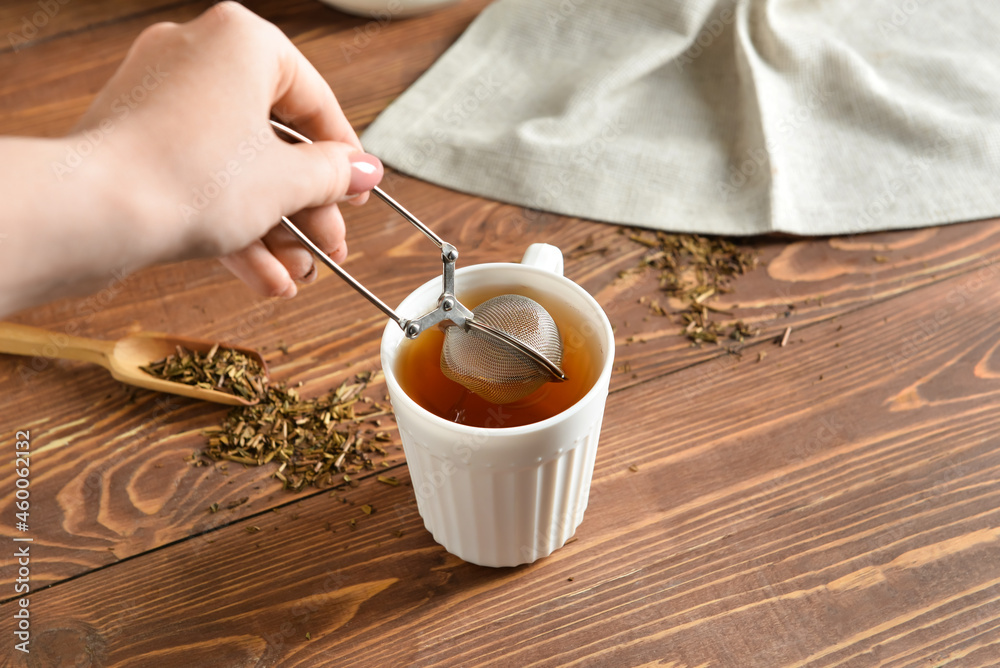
[348, 153, 384, 195]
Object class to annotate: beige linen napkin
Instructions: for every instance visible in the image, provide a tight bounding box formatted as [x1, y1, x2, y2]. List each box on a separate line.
[361, 0, 1000, 235]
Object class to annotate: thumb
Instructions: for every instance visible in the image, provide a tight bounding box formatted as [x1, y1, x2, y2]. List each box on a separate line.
[274, 140, 383, 212]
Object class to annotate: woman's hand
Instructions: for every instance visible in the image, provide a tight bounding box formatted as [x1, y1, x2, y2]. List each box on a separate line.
[74, 1, 382, 298]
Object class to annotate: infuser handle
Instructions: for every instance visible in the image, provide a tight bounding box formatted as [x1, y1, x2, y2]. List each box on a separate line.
[370, 187, 448, 251]
[277, 216, 405, 327]
[270, 120, 469, 338]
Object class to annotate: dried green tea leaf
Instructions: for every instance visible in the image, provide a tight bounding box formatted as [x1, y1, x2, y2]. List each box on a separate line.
[226, 497, 249, 510]
[627, 230, 760, 344]
[198, 369, 393, 491]
[142, 346, 268, 402]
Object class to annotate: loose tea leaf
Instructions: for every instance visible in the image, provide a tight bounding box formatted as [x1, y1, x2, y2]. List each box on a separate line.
[730, 320, 760, 342]
[142, 345, 267, 401]
[780, 326, 793, 347]
[625, 231, 760, 344]
[200, 371, 392, 491]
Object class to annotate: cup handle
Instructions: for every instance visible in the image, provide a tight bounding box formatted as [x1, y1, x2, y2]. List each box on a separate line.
[520, 243, 564, 277]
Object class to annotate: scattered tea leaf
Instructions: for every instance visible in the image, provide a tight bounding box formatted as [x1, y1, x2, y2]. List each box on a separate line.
[730, 320, 759, 342]
[626, 231, 759, 344]
[199, 370, 391, 491]
[780, 326, 792, 347]
[226, 497, 249, 510]
[377, 475, 400, 486]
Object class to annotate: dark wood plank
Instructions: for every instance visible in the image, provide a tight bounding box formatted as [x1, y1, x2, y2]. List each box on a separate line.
[8, 254, 1000, 666]
[0, 0, 491, 137]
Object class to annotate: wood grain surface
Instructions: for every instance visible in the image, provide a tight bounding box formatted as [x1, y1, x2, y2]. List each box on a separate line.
[2, 1, 1000, 666]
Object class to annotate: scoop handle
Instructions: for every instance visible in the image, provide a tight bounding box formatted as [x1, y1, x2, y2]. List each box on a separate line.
[0, 322, 114, 368]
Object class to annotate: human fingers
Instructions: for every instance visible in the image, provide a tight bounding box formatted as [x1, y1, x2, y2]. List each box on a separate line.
[219, 240, 297, 299]
[261, 203, 348, 284]
[267, 139, 382, 215]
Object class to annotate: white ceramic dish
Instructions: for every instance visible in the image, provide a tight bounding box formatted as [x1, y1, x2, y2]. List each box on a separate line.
[318, 0, 460, 19]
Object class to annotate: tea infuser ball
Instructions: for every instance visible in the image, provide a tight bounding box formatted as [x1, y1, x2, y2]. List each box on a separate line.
[441, 295, 564, 404]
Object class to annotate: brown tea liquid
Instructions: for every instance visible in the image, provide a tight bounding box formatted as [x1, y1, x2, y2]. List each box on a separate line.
[394, 284, 603, 428]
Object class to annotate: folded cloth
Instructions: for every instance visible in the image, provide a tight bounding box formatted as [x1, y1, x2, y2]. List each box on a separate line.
[361, 0, 1000, 236]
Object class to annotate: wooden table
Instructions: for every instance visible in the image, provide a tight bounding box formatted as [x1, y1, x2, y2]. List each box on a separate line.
[3, 1, 1000, 666]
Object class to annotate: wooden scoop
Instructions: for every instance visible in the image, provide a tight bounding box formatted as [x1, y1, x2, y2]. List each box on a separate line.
[0, 323, 268, 406]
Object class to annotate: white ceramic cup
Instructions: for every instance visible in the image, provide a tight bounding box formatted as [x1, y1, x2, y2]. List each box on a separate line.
[380, 243, 615, 567]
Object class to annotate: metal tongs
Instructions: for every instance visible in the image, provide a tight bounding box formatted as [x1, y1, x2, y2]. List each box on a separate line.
[269, 120, 565, 381]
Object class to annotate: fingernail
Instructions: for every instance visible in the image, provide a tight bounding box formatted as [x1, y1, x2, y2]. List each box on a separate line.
[331, 243, 348, 263]
[347, 191, 369, 206]
[348, 153, 383, 195]
[301, 264, 318, 283]
[280, 282, 297, 299]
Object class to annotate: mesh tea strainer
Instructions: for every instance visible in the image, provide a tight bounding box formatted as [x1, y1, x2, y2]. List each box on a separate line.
[269, 121, 566, 404]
